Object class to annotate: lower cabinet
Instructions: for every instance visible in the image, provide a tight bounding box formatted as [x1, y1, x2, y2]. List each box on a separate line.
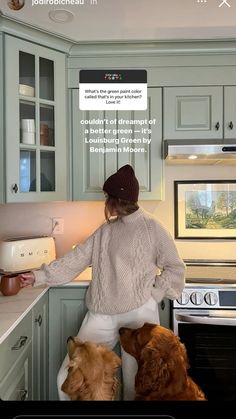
[48, 286, 88, 400]
[0, 344, 32, 401]
[0, 311, 33, 400]
[32, 292, 49, 400]
[0, 291, 48, 401]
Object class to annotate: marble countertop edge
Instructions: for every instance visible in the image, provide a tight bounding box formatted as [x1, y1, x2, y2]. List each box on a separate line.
[0, 268, 92, 344]
[0, 286, 48, 344]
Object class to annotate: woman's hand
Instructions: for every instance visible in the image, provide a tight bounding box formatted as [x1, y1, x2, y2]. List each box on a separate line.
[19, 272, 35, 288]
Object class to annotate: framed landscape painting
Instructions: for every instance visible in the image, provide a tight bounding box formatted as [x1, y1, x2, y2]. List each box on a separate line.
[174, 180, 236, 239]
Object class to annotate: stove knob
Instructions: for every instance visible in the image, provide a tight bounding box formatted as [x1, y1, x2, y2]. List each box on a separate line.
[204, 292, 218, 306]
[176, 291, 189, 305]
[190, 291, 203, 305]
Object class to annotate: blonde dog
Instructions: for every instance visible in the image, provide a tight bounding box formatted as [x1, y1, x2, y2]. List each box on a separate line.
[61, 337, 121, 400]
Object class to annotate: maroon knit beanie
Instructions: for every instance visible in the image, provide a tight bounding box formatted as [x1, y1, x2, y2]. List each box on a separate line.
[103, 165, 139, 202]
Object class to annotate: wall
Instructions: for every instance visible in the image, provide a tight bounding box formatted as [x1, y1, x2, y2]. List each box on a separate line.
[0, 164, 235, 261]
[149, 163, 236, 260]
[0, 201, 104, 258]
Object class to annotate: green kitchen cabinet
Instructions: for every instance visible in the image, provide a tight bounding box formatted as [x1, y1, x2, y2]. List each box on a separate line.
[0, 311, 33, 400]
[224, 86, 236, 139]
[0, 344, 32, 401]
[3, 35, 68, 203]
[32, 292, 49, 400]
[164, 86, 236, 140]
[48, 286, 88, 400]
[0, 291, 49, 401]
[72, 87, 163, 200]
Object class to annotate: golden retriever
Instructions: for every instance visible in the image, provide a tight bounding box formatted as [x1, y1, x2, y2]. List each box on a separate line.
[61, 337, 121, 400]
[119, 323, 206, 401]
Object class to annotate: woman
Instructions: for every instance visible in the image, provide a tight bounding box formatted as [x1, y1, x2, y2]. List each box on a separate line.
[19, 164, 185, 400]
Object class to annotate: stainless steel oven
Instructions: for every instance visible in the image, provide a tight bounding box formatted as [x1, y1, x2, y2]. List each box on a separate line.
[172, 261, 236, 401]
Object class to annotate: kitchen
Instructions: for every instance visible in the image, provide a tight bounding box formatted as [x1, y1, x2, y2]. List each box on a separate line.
[0, 0, 236, 412]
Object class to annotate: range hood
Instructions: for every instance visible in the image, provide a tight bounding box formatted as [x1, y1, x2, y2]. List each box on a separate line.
[163, 139, 236, 165]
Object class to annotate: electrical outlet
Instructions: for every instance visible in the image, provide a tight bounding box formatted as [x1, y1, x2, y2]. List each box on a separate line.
[52, 217, 64, 235]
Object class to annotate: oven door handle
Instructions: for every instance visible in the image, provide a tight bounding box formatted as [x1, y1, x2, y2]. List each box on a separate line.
[176, 313, 236, 326]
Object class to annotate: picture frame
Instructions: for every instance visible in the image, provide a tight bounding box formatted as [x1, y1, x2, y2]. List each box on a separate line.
[174, 180, 236, 239]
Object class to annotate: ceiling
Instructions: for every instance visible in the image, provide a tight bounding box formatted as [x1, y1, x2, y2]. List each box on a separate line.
[1, 0, 236, 43]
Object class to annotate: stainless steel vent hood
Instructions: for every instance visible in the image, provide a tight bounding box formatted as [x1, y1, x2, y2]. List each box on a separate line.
[163, 139, 236, 165]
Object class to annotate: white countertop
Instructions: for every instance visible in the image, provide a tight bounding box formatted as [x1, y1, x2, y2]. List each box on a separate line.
[0, 267, 92, 344]
[0, 285, 48, 344]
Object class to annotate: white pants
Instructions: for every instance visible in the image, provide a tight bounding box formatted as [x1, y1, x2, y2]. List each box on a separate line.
[57, 296, 159, 401]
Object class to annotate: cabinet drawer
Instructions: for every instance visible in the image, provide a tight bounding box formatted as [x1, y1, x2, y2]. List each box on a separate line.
[0, 343, 32, 400]
[0, 311, 32, 382]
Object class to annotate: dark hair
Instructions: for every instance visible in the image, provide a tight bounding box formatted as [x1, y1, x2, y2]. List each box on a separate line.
[104, 195, 139, 222]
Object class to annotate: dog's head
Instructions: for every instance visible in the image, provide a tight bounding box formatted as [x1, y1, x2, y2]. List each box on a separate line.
[119, 323, 189, 398]
[61, 337, 121, 400]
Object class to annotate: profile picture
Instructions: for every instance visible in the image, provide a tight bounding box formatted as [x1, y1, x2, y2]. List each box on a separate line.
[8, 0, 25, 11]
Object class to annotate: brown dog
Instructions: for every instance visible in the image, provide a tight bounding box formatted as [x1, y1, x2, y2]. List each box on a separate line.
[61, 337, 121, 400]
[119, 323, 206, 401]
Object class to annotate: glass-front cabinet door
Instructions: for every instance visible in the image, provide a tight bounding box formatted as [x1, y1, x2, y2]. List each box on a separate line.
[5, 35, 67, 202]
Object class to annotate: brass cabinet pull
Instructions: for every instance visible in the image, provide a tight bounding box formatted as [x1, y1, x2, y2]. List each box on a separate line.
[11, 336, 28, 350]
[35, 314, 42, 326]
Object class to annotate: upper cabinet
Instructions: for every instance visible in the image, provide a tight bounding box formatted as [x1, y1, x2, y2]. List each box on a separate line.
[224, 86, 236, 139]
[164, 86, 236, 140]
[4, 35, 68, 203]
[72, 87, 163, 200]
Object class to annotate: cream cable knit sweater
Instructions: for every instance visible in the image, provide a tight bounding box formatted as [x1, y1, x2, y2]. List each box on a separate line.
[33, 208, 186, 314]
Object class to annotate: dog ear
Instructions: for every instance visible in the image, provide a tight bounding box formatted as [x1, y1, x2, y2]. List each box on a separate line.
[135, 338, 170, 396]
[67, 337, 76, 359]
[61, 368, 84, 395]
